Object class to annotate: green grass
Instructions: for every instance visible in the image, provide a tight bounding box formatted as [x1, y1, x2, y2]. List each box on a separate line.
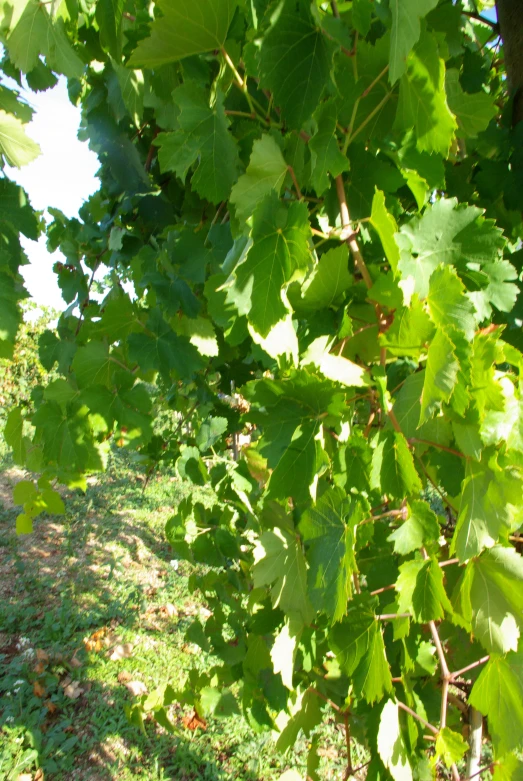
[0, 450, 355, 781]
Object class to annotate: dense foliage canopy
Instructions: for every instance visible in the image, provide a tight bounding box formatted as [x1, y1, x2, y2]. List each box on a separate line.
[2, 0, 523, 778]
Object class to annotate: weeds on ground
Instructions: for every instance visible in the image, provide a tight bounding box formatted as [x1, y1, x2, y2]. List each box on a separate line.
[0, 450, 358, 780]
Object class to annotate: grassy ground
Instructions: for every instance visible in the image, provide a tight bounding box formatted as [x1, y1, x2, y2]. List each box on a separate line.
[0, 451, 356, 781]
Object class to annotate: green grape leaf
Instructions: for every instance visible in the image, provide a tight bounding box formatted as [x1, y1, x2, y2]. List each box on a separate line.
[396, 557, 452, 621]
[13, 480, 37, 505]
[271, 622, 297, 690]
[330, 601, 392, 703]
[419, 328, 460, 425]
[377, 699, 413, 781]
[0, 179, 39, 239]
[196, 417, 228, 452]
[259, 0, 333, 129]
[40, 489, 65, 515]
[435, 727, 469, 768]
[370, 188, 400, 272]
[0, 110, 40, 167]
[389, 0, 438, 84]
[32, 401, 105, 473]
[388, 500, 440, 555]
[347, 147, 405, 219]
[156, 85, 240, 204]
[266, 422, 323, 505]
[353, 0, 373, 37]
[0, 270, 23, 356]
[371, 430, 422, 500]
[309, 100, 349, 196]
[4, 407, 26, 464]
[411, 557, 452, 622]
[7, 0, 84, 77]
[301, 336, 370, 387]
[445, 69, 496, 138]
[299, 488, 359, 623]
[295, 245, 352, 311]
[229, 193, 310, 336]
[427, 265, 477, 340]
[380, 297, 434, 359]
[230, 135, 288, 225]
[253, 527, 313, 626]
[16, 513, 33, 534]
[494, 754, 523, 781]
[470, 651, 523, 754]
[275, 689, 322, 752]
[80, 384, 153, 446]
[113, 65, 144, 128]
[468, 260, 519, 321]
[451, 461, 523, 562]
[72, 341, 114, 389]
[127, 310, 205, 380]
[128, 0, 237, 67]
[397, 198, 505, 298]
[454, 547, 523, 654]
[395, 30, 456, 155]
[96, 0, 124, 60]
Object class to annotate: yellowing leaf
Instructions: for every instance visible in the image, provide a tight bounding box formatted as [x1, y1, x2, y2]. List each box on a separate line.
[377, 700, 413, 781]
[435, 727, 469, 768]
[0, 109, 40, 167]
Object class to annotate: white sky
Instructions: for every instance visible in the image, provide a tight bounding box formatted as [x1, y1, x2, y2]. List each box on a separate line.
[8, 76, 100, 312]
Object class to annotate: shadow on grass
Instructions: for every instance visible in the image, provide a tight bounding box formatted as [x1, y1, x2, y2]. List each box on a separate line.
[0, 454, 267, 781]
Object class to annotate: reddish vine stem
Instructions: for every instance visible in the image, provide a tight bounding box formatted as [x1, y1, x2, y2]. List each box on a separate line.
[397, 701, 438, 734]
[377, 613, 411, 620]
[451, 656, 490, 681]
[359, 507, 407, 526]
[414, 453, 459, 513]
[335, 175, 391, 370]
[288, 166, 303, 200]
[308, 687, 341, 713]
[370, 558, 460, 596]
[145, 128, 160, 172]
[335, 176, 374, 289]
[361, 65, 389, 98]
[409, 438, 467, 459]
[75, 251, 106, 336]
[462, 10, 500, 30]
[462, 765, 497, 781]
[343, 711, 353, 780]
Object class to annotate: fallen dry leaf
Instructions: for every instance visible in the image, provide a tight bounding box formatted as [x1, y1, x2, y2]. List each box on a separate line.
[117, 670, 132, 684]
[83, 627, 109, 652]
[124, 680, 147, 697]
[44, 699, 57, 714]
[182, 710, 207, 731]
[33, 680, 46, 698]
[63, 681, 84, 700]
[108, 643, 133, 661]
[34, 770, 44, 781]
[36, 649, 49, 663]
[159, 603, 178, 617]
[69, 652, 82, 669]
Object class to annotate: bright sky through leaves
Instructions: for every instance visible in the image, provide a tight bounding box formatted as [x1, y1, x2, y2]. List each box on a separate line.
[6, 76, 99, 311]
